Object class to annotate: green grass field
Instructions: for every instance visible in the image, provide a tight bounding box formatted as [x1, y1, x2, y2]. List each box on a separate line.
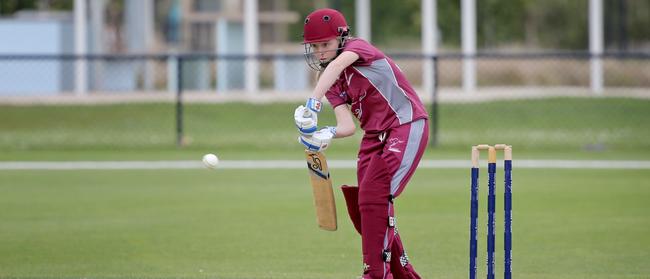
[1, 97, 649, 278]
[1, 168, 649, 278]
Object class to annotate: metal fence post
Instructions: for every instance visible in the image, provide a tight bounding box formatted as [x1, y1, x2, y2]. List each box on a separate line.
[176, 55, 184, 147]
[430, 55, 439, 147]
[589, 0, 604, 94]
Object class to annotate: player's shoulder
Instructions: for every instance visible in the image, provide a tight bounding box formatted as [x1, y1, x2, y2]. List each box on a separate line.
[343, 38, 385, 65]
[344, 38, 373, 49]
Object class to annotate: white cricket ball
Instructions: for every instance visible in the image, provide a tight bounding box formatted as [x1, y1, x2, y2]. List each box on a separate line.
[202, 153, 220, 169]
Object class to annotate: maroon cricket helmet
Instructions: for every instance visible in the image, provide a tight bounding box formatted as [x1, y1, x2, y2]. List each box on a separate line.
[303, 8, 349, 44]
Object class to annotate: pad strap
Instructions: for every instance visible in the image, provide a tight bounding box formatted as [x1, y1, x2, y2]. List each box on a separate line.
[306, 98, 322, 113]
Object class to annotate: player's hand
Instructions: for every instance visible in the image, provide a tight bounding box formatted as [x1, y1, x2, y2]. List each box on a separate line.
[294, 105, 318, 135]
[298, 127, 336, 152]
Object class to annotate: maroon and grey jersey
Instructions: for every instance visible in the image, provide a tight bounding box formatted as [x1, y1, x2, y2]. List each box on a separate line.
[325, 38, 428, 133]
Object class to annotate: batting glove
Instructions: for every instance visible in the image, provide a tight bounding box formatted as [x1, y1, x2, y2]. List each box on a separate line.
[298, 126, 336, 152]
[294, 105, 318, 135]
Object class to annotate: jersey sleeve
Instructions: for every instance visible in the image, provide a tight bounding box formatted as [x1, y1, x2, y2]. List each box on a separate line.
[343, 39, 381, 66]
[324, 78, 349, 109]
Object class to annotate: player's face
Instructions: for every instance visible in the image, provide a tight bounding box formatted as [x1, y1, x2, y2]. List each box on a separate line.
[309, 38, 340, 63]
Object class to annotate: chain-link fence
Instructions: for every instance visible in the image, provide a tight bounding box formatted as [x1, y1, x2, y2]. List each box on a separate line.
[1, 52, 648, 94]
[0, 52, 648, 152]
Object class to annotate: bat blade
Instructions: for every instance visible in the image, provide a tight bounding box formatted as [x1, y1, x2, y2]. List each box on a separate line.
[304, 150, 337, 231]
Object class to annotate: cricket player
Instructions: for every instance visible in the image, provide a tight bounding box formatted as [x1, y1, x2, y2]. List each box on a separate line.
[293, 8, 428, 279]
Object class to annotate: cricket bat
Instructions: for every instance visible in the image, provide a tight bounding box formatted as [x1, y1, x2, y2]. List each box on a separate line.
[304, 150, 338, 231]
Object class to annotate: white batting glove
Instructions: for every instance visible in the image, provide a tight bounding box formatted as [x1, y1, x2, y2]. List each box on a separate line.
[298, 127, 336, 152]
[294, 105, 318, 135]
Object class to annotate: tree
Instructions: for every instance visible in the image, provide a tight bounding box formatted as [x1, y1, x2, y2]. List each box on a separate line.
[0, 0, 72, 15]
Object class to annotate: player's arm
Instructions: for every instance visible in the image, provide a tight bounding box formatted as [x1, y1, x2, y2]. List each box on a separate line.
[310, 51, 359, 101]
[333, 105, 355, 138]
[296, 51, 358, 134]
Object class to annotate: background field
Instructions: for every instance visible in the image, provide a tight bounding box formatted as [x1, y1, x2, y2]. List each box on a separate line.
[1, 97, 649, 278]
[1, 97, 649, 161]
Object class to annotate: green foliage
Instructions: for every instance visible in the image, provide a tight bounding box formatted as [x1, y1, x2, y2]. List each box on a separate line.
[349, 0, 424, 46]
[287, 1, 318, 42]
[312, 0, 649, 50]
[478, 0, 527, 48]
[4, 1, 646, 50]
[624, 0, 650, 48]
[523, 0, 590, 49]
[0, 0, 36, 15]
[0, 0, 72, 15]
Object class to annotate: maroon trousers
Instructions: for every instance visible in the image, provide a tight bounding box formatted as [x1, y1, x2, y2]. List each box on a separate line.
[342, 119, 428, 279]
